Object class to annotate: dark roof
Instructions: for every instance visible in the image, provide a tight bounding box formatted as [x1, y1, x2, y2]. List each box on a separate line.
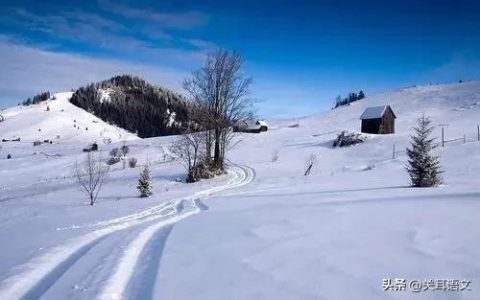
[360, 105, 396, 120]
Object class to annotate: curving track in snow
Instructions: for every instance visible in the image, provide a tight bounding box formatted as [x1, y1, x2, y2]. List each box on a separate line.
[0, 164, 254, 300]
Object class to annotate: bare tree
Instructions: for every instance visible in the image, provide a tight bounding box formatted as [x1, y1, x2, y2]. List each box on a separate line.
[304, 153, 318, 176]
[183, 49, 254, 170]
[171, 131, 204, 183]
[73, 151, 109, 205]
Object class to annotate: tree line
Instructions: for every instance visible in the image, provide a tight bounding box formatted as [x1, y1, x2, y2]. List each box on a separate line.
[334, 90, 365, 108]
[22, 91, 51, 106]
[70, 75, 198, 138]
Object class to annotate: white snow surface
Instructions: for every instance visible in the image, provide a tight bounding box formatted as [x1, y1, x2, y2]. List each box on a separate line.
[0, 92, 137, 143]
[360, 105, 389, 119]
[1, 82, 480, 299]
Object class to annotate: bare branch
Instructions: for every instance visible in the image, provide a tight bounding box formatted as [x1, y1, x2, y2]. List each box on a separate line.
[73, 151, 109, 205]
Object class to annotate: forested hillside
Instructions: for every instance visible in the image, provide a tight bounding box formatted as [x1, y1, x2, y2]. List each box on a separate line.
[70, 75, 196, 138]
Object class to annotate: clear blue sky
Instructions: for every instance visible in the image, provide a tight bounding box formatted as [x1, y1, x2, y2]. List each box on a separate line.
[1, 0, 479, 117]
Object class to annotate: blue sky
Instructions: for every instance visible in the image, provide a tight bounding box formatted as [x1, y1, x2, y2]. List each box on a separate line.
[1, 0, 479, 117]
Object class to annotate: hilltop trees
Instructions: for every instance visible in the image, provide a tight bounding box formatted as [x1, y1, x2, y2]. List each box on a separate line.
[70, 75, 194, 138]
[406, 115, 442, 187]
[182, 49, 254, 172]
[22, 91, 51, 106]
[334, 90, 365, 108]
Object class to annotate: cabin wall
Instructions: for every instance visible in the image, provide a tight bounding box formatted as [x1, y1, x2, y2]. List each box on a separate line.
[361, 119, 381, 134]
[361, 116, 395, 134]
[380, 113, 395, 134]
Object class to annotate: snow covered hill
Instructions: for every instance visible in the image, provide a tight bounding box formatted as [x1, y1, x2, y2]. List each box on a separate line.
[0, 92, 138, 143]
[0, 82, 480, 300]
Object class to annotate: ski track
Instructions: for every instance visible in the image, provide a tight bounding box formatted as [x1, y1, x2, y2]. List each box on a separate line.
[0, 164, 255, 300]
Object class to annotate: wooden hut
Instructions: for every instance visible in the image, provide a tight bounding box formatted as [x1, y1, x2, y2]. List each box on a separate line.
[233, 119, 268, 133]
[360, 105, 396, 134]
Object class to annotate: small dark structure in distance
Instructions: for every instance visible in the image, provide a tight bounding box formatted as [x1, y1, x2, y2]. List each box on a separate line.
[360, 105, 396, 134]
[233, 119, 268, 133]
[83, 142, 99, 152]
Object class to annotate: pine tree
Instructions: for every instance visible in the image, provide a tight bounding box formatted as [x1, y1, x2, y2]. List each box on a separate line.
[137, 166, 153, 197]
[358, 90, 365, 99]
[406, 115, 442, 187]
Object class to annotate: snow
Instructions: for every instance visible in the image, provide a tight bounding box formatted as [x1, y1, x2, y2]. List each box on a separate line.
[257, 119, 268, 127]
[99, 88, 115, 104]
[1, 82, 480, 299]
[0, 92, 137, 143]
[359, 105, 389, 119]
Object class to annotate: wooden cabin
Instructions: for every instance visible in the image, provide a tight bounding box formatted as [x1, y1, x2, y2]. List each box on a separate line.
[360, 105, 396, 134]
[233, 119, 268, 133]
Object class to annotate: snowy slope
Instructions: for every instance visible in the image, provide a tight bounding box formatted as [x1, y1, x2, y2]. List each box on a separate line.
[1, 82, 480, 300]
[0, 92, 138, 143]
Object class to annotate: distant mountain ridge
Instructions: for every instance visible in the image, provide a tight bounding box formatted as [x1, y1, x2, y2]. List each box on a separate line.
[70, 75, 197, 138]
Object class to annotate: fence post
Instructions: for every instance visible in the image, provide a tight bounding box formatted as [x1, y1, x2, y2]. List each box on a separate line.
[477, 124, 479, 141]
[441, 127, 445, 147]
[392, 143, 395, 159]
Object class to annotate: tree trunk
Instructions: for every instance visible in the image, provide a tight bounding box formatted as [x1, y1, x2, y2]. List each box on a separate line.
[205, 130, 212, 163]
[213, 129, 221, 168]
[90, 194, 94, 206]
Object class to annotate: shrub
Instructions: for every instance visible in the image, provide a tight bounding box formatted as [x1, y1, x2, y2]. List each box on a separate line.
[110, 148, 121, 157]
[107, 156, 121, 165]
[333, 131, 366, 147]
[7, 154, 12, 159]
[120, 144, 129, 156]
[128, 157, 138, 168]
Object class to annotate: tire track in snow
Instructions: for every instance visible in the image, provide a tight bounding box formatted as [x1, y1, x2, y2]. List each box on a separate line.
[98, 164, 254, 300]
[0, 164, 254, 300]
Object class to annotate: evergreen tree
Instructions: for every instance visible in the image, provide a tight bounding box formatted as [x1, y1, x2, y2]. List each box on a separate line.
[358, 90, 365, 99]
[137, 165, 153, 197]
[335, 95, 342, 108]
[406, 115, 442, 187]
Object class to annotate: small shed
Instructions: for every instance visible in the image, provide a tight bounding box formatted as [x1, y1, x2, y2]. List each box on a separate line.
[233, 119, 268, 133]
[360, 105, 396, 134]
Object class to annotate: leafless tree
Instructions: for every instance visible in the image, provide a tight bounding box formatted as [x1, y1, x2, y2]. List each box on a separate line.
[73, 151, 109, 205]
[304, 153, 318, 176]
[171, 131, 204, 183]
[183, 49, 254, 170]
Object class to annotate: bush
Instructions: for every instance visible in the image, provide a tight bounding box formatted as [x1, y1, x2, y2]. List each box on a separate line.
[110, 148, 121, 157]
[121, 144, 130, 156]
[7, 154, 11, 159]
[333, 131, 366, 147]
[128, 157, 137, 168]
[107, 156, 121, 165]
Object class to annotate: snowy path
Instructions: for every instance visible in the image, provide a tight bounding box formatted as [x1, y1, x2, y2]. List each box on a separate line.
[0, 164, 255, 300]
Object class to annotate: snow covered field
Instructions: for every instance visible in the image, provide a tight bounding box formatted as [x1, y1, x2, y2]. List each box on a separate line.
[1, 82, 480, 299]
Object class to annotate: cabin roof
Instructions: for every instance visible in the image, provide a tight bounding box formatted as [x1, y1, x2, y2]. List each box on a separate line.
[360, 105, 396, 120]
[256, 120, 267, 127]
